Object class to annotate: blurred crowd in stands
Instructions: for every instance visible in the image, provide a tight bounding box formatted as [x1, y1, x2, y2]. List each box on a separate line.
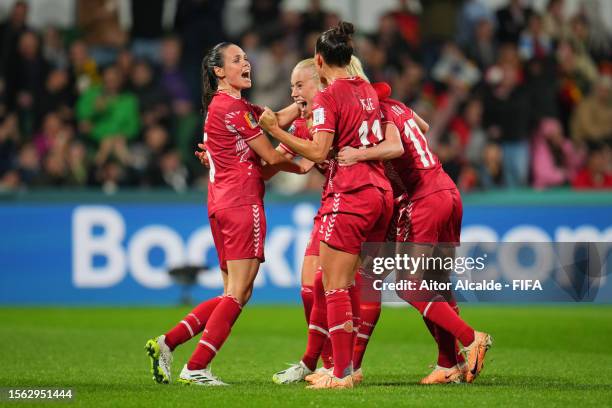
[0, 0, 610, 194]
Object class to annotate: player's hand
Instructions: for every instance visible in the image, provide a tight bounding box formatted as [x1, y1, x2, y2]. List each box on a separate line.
[337, 146, 361, 166]
[194, 143, 209, 167]
[258, 107, 278, 132]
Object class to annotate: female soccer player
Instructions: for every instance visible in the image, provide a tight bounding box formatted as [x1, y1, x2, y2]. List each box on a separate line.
[272, 57, 394, 385]
[145, 42, 303, 386]
[337, 83, 493, 384]
[259, 22, 394, 389]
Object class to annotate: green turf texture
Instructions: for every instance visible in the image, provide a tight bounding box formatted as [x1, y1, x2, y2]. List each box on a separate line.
[1, 305, 611, 407]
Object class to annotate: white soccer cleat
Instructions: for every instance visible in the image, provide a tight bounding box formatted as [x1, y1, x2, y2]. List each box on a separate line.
[178, 364, 228, 386]
[272, 361, 313, 384]
[144, 335, 173, 384]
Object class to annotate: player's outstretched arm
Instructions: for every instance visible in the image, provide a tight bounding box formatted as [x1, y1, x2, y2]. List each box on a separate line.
[259, 107, 332, 163]
[261, 146, 313, 180]
[247, 134, 303, 174]
[413, 112, 430, 134]
[275, 103, 300, 129]
[337, 123, 404, 166]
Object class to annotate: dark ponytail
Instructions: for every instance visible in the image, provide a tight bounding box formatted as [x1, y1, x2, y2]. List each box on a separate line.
[315, 21, 355, 67]
[201, 42, 233, 113]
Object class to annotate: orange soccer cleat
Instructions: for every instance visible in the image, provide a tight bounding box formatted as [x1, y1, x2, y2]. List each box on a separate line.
[464, 331, 493, 383]
[306, 373, 354, 389]
[305, 367, 331, 384]
[352, 368, 363, 384]
[419, 365, 464, 385]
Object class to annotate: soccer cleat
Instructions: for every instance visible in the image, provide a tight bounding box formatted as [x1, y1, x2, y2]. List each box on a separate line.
[272, 361, 312, 384]
[177, 364, 228, 386]
[464, 331, 493, 383]
[458, 362, 468, 381]
[144, 335, 173, 384]
[305, 367, 332, 384]
[352, 368, 363, 384]
[306, 373, 354, 389]
[419, 365, 464, 384]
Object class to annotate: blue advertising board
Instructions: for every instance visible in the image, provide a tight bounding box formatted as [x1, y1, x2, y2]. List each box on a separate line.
[1, 199, 611, 305]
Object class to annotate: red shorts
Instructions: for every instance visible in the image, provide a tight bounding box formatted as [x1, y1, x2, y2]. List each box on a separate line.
[304, 212, 322, 257]
[394, 188, 462, 244]
[209, 204, 266, 271]
[319, 186, 394, 255]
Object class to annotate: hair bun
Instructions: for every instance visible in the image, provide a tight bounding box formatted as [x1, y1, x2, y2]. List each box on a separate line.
[337, 21, 355, 36]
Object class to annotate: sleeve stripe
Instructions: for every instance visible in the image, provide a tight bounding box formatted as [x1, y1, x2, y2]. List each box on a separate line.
[243, 131, 263, 142]
[311, 128, 335, 134]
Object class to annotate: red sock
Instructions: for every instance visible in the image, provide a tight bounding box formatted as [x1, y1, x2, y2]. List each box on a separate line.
[450, 302, 466, 365]
[409, 299, 474, 347]
[326, 289, 353, 378]
[301, 269, 328, 371]
[187, 295, 242, 370]
[349, 274, 361, 350]
[353, 301, 381, 370]
[301, 285, 314, 324]
[398, 284, 475, 347]
[321, 338, 333, 369]
[164, 296, 223, 350]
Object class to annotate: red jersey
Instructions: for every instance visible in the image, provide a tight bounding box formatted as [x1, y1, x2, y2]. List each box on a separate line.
[310, 77, 391, 197]
[380, 98, 456, 200]
[204, 91, 265, 215]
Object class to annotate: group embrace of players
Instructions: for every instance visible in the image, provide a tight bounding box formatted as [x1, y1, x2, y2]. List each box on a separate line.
[145, 22, 492, 389]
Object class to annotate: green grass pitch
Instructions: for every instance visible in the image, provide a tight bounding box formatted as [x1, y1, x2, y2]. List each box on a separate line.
[2, 305, 611, 407]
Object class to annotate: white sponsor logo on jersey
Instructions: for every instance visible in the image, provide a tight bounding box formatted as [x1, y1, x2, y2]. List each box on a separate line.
[313, 107, 325, 126]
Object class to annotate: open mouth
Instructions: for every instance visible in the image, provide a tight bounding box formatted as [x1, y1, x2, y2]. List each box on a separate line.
[294, 99, 307, 110]
[241, 71, 251, 80]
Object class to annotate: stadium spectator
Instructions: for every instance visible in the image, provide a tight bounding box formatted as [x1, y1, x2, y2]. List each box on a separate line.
[388, 0, 421, 49]
[542, 0, 570, 41]
[66, 141, 90, 187]
[77, 0, 127, 65]
[465, 17, 499, 70]
[68, 40, 101, 94]
[76, 65, 139, 166]
[496, 0, 533, 44]
[252, 37, 296, 110]
[0, 0, 29, 77]
[572, 142, 612, 189]
[38, 69, 75, 125]
[478, 142, 505, 189]
[42, 27, 68, 70]
[159, 36, 192, 116]
[130, 0, 166, 61]
[129, 60, 170, 128]
[483, 61, 531, 187]
[374, 13, 413, 73]
[571, 75, 612, 146]
[0, 113, 19, 178]
[10, 31, 50, 135]
[518, 14, 553, 60]
[531, 118, 583, 189]
[456, 0, 494, 47]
